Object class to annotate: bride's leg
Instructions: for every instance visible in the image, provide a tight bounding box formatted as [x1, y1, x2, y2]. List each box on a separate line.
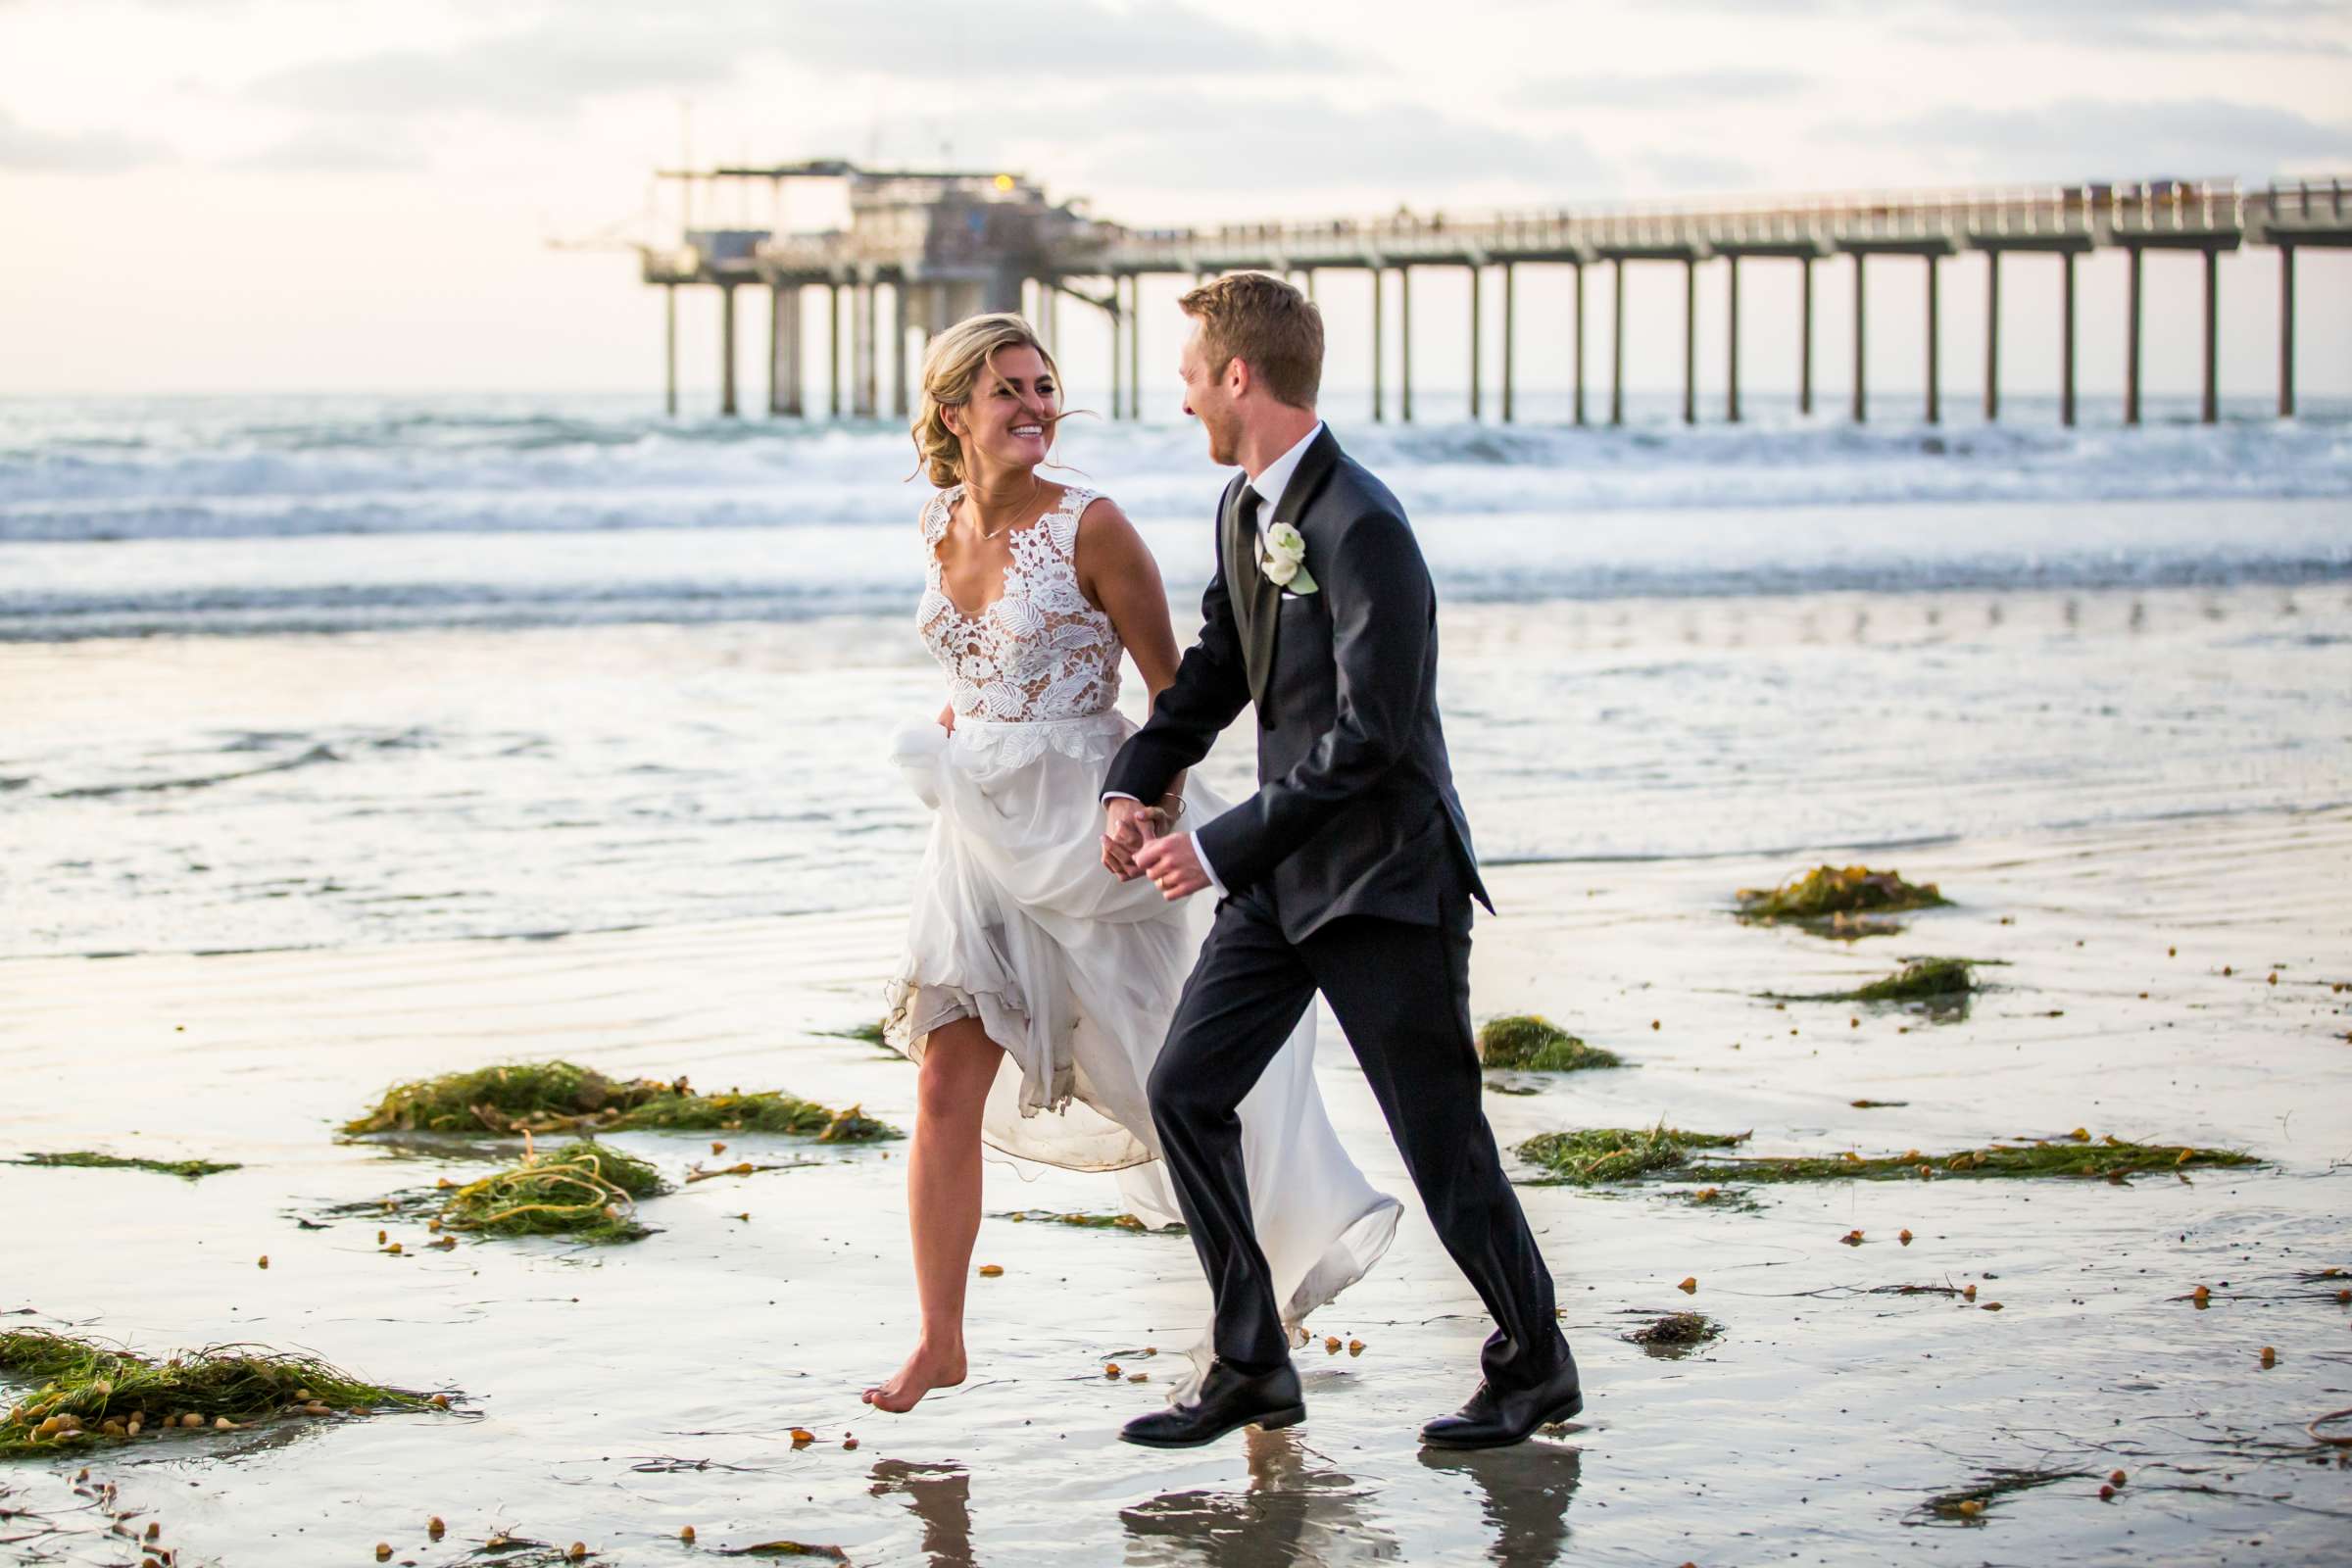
[864, 1015, 1004, 1413]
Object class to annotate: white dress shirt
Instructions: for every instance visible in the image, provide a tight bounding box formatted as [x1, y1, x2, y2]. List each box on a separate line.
[1108, 420, 1327, 899]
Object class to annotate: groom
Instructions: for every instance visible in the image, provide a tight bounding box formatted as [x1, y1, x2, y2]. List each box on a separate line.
[1101, 273, 1581, 1450]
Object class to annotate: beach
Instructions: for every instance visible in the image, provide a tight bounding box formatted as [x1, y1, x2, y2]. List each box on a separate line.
[4, 796, 2349, 1564]
[4, 397, 2352, 1564]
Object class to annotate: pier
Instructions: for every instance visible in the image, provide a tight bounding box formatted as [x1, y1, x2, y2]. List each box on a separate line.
[633, 164, 2351, 426]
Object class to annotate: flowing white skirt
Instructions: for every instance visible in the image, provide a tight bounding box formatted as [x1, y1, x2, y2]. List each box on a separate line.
[882, 709, 1399, 1390]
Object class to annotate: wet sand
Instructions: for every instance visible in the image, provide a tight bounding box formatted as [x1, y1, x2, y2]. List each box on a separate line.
[5, 804, 2349, 1565]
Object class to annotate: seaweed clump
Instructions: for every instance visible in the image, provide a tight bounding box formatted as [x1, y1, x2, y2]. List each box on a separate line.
[1477, 1016, 1623, 1072]
[1516, 1125, 1752, 1185]
[998, 1209, 1185, 1235]
[1737, 865, 1948, 933]
[1765, 957, 1981, 1006]
[0, 1329, 437, 1457]
[1518, 1126, 2260, 1188]
[1624, 1312, 1723, 1353]
[1849, 957, 1975, 1002]
[341, 1060, 900, 1143]
[439, 1140, 666, 1244]
[7, 1152, 239, 1180]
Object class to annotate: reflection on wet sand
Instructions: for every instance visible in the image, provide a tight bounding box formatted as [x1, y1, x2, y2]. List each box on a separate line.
[1418, 1443, 1582, 1567]
[870, 1458, 975, 1568]
[1121, 1427, 1399, 1566]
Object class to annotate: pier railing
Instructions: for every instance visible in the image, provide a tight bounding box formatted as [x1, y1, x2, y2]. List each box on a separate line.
[1098, 177, 2271, 270]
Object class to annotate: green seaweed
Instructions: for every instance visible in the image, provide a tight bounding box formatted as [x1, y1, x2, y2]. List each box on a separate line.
[438, 1139, 666, 1244]
[1515, 1125, 1752, 1185]
[0, 1329, 438, 1458]
[1518, 1125, 2260, 1187]
[1737, 865, 1949, 937]
[822, 1020, 891, 1047]
[1623, 1312, 1723, 1352]
[1476, 1016, 1624, 1072]
[340, 1059, 900, 1142]
[599, 1092, 894, 1142]
[997, 1209, 1185, 1236]
[1768, 957, 1980, 1004]
[7, 1151, 239, 1180]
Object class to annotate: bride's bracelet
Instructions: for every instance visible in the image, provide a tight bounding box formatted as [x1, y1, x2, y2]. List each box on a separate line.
[1156, 795, 1187, 820]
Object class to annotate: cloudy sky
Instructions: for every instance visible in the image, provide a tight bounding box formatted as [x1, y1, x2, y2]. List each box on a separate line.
[3, 0, 2347, 400]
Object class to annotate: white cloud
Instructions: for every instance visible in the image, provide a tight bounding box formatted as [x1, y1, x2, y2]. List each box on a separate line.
[1836, 98, 2352, 181]
[1517, 70, 1809, 110]
[0, 108, 170, 172]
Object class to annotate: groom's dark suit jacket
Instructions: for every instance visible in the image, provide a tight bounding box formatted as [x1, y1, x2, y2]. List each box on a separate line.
[1104, 425, 1492, 944]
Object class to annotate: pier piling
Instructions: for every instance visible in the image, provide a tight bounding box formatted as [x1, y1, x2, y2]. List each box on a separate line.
[663, 284, 678, 417]
[2125, 246, 2142, 426]
[827, 281, 842, 418]
[1371, 269, 1385, 422]
[1798, 257, 1813, 416]
[1925, 255, 1940, 425]
[1127, 276, 1142, 420]
[1399, 266, 1414, 423]
[770, 283, 802, 416]
[893, 283, 909, 419]
[1468, 265, 1483, 422]
[1500, 263, 1517, 423]
[1572, 262, 1586, 426]
[1851, 253, 1867, 423]
[2280, 245, 2296, 417]
[719, 282, 739, 417]
[2061, 250, 2077, 427]
[1682, 257, 1697, 425]
[1610, 257, 1625, 426]
[1984, 252, 2000, 422]
[1726, 254, 1740, 423]
[2201, 247, 2219, 424]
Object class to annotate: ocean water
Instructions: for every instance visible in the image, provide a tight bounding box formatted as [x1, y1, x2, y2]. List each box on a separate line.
[3, 393, 2350, 637]
[2, 393, 2349, 959]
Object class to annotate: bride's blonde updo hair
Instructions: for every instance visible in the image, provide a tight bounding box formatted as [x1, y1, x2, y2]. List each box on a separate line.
[911, 312, 1065, 489]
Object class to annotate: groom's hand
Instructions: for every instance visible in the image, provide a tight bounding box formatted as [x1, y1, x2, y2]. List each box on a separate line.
[1102, 797, 1156, 880]
[1134, 832, 1209, 901]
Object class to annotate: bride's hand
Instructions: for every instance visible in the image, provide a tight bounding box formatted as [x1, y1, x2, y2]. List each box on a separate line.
[936, 703, 956, 734]
[1102, 798, 1160, 879]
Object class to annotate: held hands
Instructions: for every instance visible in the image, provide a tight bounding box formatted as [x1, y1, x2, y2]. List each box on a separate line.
[1101, 797, 1165, 880]
[1102, 795, 1206, 898]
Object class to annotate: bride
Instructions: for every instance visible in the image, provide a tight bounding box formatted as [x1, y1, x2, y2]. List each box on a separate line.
[866, 312, 1399, 1412]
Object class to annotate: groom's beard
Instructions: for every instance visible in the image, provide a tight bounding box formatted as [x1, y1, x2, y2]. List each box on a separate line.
[1201, 409, 1240, 467]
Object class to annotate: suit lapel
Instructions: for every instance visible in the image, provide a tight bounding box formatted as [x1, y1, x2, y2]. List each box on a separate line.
[1244, 428, 1343, 715]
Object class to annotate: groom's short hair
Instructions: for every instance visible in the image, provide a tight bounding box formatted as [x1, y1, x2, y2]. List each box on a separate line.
[1180, 273, 1322, 410]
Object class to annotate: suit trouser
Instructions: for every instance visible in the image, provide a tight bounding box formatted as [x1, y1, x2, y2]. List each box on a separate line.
[1145, 885, 1573, 1395]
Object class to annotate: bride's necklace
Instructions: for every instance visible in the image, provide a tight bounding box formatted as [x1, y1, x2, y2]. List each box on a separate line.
[965, 476, 1044, 540]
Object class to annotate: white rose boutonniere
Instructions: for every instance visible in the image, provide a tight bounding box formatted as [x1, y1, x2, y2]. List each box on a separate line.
[1260, 521, 1318, 595]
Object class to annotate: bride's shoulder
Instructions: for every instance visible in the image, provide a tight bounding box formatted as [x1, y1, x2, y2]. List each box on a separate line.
[1053, 480, 1118, 521]
[1063, 488, 1147, 573]
[917, 484, 962, 536]
[1056, 484, 1128, 539]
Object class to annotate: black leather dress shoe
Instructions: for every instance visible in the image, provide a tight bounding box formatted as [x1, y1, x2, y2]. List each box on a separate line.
[1118, 1359, 1305, 1448]
[1419, 1361, 1584, 1449]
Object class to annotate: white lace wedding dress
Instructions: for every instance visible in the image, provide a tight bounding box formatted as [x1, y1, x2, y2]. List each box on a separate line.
[883, 482, 1399, 1387]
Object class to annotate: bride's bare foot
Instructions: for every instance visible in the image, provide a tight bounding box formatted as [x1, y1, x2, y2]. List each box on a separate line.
[861, 1344, 967, 1413]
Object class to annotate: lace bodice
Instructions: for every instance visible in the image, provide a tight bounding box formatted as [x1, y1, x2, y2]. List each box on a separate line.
[918, 484, 1122, 722]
